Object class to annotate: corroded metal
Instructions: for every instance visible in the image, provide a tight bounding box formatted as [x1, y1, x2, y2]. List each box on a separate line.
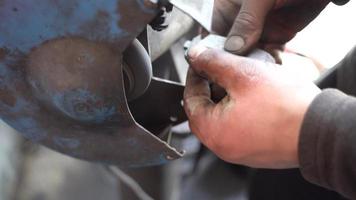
[0, 0, 184, 166]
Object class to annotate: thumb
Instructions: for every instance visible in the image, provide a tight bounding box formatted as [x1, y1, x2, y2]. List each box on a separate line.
[225, 0, 275, 55]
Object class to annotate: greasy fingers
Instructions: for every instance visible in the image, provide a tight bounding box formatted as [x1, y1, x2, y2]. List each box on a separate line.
[225, 0, 275, 54]
[184, 68, 214, 125]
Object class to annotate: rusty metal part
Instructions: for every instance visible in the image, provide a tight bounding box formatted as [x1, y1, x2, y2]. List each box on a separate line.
[0, 0, 185, 166]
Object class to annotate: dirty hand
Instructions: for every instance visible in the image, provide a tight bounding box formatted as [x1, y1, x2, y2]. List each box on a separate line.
[213, 0, 330, 55]
[184, 46, 321, 168]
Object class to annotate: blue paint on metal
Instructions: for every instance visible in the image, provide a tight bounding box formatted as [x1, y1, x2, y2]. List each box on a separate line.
[52, 89, 117, 123]
[53, 137, 81, 149]
[0, 63, 9, 77]
[0, 60, 44, 142]
[6, 117, 46, 142]
[0, 0, 127, 52]
[135, 0, 157, 14]
[11, 98, 33, 113]
[0, 66, 36, 111]
[0, 62, 15, 83]
[0, 63, 38, 113]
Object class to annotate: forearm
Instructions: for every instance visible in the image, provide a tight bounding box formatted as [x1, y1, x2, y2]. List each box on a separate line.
[299, 89, 356, 199]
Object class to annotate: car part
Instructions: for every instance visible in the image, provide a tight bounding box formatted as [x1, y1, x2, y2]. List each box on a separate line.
[123, 39, 153, 101]
[0, 0, 191, 167]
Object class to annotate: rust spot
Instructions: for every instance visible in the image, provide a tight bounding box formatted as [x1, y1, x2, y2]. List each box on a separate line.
[143, 0, 158, 9]
[117, 0, 157, 33]
[0, 88, 16, 107]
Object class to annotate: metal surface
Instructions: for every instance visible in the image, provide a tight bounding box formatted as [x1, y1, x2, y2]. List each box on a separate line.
[129, 77, 187, 133]
[166, 0, 214, 31]
[123, 39, 153, 101]
[148, 8, 195, 61]
[0, 0, 185, 166]
[0, 0, 159, 53]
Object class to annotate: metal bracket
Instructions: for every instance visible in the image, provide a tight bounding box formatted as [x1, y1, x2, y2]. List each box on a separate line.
[159, 0, 214, 31]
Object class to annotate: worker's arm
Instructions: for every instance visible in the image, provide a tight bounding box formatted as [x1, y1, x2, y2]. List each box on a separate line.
[183, 46, 356, 199]
[212, 0, 331, 57]
[299, 47, 356, 199]
[300, 89, 356, 199]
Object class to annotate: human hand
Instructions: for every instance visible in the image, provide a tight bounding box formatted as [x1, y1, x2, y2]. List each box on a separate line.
[184, 45, 321, 168]
[212, 0, 330, 56]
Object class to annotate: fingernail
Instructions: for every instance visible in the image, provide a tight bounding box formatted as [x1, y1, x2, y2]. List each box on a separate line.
[225, 36, 245, 52]
[188, 45, 208, 62]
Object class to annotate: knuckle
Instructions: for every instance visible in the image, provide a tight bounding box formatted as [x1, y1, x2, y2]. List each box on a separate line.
[184, 98, 200, 119]
[235, 11, 261, 33]
[230, 59, 263, 86]
[184, 97, 210, 117]
[239, 63, 261, 82]
[183, 89, 195, 101]
[190, 51, 211, 72]
[192, 49, 225, 76]
[197, 49, 220, 67]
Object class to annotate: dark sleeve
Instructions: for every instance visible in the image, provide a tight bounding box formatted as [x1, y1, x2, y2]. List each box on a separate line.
[331, 0, 349, 6]
[299, 89, 356, 199]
